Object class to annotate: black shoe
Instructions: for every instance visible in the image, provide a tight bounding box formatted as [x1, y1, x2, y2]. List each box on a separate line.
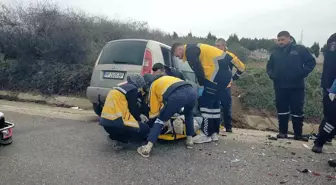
[312, 145, 323, 153]
[328, 159, 336, 168]
[276, 133, 288, 139]
[294, 135, 309, 142]
[226, 129, 233, 133]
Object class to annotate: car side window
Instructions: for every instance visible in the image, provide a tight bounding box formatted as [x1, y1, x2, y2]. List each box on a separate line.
[173, 56, 197, 83]
[161, 46, 171, 67]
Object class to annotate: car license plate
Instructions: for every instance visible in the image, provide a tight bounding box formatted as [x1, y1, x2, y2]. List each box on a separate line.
[103, 71, 125, 79]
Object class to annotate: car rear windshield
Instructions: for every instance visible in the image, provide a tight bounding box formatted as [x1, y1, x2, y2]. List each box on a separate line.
[98, 40, 147, 65]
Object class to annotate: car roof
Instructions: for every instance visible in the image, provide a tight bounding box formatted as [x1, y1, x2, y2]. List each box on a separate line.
[107, 39, 171, 49]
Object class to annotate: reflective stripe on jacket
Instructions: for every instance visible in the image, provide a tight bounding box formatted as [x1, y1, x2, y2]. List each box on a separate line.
[148, 76, 191, 118]
[101, 83, 139, 128]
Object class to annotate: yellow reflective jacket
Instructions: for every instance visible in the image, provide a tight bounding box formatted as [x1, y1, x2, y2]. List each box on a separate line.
[226, 51, 246, 87]
[101, 83, 139, 128]
[148, 75, 190, 118]
[182, 44, 233, 88]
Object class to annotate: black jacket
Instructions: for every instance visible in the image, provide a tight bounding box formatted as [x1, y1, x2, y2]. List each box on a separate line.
[164, 66, 186, 81]
[321, 37, 336, 89]
[267, 43, 316, 89]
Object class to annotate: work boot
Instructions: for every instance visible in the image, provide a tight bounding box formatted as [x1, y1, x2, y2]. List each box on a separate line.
[226, 128, 233, 133]
[211, 133, 219, 141]
[137, 142, 153, 158]
[294, 135, 309, 142]
[186, 136, 193, 149]
[328, 159, 336, 168]
[107, 135, 124, 151]
[193, 132, 212, 144]
[312, 144, 323, 153]
[276, 133, 288, 139]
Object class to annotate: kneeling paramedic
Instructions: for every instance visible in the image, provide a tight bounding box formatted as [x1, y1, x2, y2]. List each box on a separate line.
[172, 43, 233, 144]
[312, 33, 336, 153]
[100, 74, 150, 150]
[137, 75, 197, 158]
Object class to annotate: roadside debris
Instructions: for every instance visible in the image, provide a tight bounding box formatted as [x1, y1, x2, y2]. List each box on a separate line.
[291, 152, 296, 155]
[279, 180, 288, 184]
[328, 159, 336, 168]
[268, 136, 278, 141]
[231, 159, 240, 163]
[302, 144, 310, 150]
[285, 141, 291, 144]
[71, 106, 83, 110]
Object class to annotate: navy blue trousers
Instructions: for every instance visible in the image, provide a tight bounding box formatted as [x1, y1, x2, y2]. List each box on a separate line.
[101, 118, 150, 143]
[147, 86, 197, 143]
[199, 80, 231, 136]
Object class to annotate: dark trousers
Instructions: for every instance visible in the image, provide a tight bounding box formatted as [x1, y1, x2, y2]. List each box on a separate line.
[315, 90, 336, 146]
[275, 88, 305, 136]
[221, 87, 232, 130]
[199, 81, 231, 136]
[147, 86, 197, 143]
[101, 118, 150, 143]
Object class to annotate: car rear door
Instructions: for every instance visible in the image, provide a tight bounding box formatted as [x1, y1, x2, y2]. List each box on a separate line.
[90, 40, 147, 88]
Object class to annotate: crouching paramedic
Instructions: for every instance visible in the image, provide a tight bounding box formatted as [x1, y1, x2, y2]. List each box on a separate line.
[312, 33, 336, 153]
[137, 75, 197, 158]
[100, 74, 150, 150]
[172, 43, 233, 144]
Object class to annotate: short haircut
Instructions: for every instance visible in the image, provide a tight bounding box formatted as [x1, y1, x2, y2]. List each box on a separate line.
[216, 38, 226, 45]
[327, 33, 336, 44]
[152, 63, 165, 71]
[171, 42, 183, 54]
[277, 31, 291, 37]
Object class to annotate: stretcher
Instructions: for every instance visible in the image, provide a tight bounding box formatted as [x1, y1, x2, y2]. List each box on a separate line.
[0, 112, 14, 145]
[158, 116, 200, 141]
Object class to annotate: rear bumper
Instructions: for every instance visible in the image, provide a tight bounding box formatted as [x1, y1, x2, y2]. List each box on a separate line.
[86, 86, 112, 104]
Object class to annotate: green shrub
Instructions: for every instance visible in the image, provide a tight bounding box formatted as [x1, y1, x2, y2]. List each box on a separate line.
[236, 68, 323, 119]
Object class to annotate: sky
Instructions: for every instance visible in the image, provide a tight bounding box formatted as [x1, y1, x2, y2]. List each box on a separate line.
[2, 0, 336, 46]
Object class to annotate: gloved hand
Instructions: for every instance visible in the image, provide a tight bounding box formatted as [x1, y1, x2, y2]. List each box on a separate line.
[140, 114, 149, 123]
[329, 93, 335, 101]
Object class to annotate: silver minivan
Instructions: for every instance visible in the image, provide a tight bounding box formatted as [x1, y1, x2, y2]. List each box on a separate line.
[87, 39, 198, 115]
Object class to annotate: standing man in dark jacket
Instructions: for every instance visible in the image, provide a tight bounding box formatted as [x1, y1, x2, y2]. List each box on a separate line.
[267, 31, 316, 140]
[312, 33, 336, 153]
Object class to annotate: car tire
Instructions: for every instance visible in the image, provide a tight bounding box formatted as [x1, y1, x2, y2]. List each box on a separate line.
[92, 103, 102, 116]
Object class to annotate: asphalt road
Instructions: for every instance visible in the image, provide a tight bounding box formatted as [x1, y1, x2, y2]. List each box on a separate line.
[0, 100, 335, 185]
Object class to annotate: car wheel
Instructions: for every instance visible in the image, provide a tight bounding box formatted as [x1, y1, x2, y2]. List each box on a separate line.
[92, 103, 102, 116]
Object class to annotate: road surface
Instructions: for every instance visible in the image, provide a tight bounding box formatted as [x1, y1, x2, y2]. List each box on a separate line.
[0, 100, 335, 185]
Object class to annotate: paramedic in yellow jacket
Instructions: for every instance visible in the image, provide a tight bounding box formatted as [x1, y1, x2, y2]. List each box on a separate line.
[100, 74, 150, 150]
[171, 43, 233, 144]
[215, 38, 246, 134]
[137, 74, 197, 158]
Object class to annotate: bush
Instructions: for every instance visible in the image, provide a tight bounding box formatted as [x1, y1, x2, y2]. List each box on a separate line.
[0, 3, 172, 95]
[235, 68, 323, 119]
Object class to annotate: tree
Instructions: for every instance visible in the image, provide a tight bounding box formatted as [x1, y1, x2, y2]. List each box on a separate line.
[227, 34, 239, 46]
[310, 42, 320, 58]
[172, 31, 178, 40]
[206, 32, 217, 41]
[187, 31, 192, 38]
[227, 42, 248, 62]
[321, 43, 327, 53]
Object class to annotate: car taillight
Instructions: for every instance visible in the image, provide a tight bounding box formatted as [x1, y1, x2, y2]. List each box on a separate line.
[141, 48, 153, 75]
